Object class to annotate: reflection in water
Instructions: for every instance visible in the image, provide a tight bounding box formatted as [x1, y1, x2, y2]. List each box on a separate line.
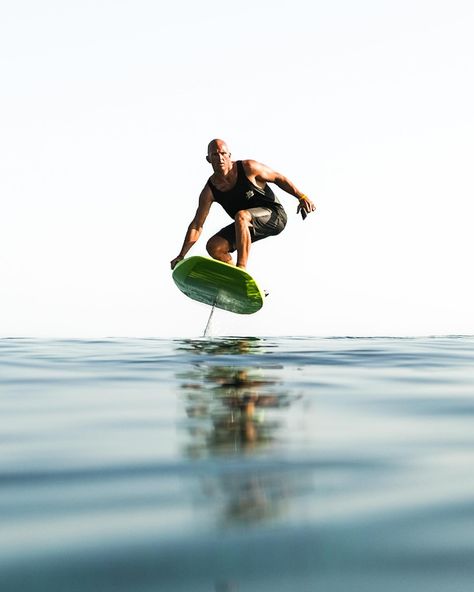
[176, 336, 266, 356]
[177, 338, 301, 525]
[183, 366, 289, 454]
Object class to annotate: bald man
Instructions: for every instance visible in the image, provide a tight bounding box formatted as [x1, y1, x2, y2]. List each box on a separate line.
[170, 139, 315, 270]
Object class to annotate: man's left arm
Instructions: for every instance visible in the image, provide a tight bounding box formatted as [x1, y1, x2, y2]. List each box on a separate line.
[247, 160, 316, 218]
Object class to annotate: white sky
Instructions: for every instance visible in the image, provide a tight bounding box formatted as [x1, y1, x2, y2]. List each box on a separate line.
[1, 0, 473, 338]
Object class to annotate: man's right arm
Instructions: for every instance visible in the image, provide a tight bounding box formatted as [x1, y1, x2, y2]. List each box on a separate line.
[170, 184, 214, 269]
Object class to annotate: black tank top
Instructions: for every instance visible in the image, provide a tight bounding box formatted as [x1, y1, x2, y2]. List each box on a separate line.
[207, 161, 285, 219]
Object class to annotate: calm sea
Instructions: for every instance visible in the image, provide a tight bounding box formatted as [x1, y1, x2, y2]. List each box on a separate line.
[1, 336, 473, 592]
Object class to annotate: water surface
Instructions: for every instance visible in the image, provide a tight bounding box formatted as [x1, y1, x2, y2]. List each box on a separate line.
[1, 336, 473, 591]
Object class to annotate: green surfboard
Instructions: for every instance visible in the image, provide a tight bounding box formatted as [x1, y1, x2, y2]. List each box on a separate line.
[172, 256, 264, 314]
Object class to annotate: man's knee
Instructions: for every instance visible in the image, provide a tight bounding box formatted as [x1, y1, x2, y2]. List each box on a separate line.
[234, 210, 251, 225]
[206, 236, 218, 255]
[207, 235, 227, 256]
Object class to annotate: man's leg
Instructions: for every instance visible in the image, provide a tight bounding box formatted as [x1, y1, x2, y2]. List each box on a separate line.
[207, 210, 253, 269]
[234, 210, 252, 269]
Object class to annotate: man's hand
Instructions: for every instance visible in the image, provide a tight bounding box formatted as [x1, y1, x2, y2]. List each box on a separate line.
[297, 195, 316, 220]
[170, 255, 184, 270]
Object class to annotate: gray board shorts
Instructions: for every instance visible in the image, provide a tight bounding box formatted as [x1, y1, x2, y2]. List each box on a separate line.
[215, 207, 287, 252]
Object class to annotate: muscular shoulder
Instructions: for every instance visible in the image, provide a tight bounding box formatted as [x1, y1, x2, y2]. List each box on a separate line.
[242, 159, 277, 183]
[242, 159, 262, 176]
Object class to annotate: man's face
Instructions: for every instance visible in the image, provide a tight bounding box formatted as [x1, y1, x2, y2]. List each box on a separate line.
[207, 142, 231, 171]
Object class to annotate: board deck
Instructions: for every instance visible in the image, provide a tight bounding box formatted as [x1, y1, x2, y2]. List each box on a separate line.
[172, 256, 264, 314]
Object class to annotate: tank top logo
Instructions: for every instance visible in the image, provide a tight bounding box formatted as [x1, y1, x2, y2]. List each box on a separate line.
[245, 190, 254, 200]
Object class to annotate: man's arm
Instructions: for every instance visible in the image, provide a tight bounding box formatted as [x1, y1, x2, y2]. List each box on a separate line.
[243, 159, 316, 218]
[170, 184, 214, 269]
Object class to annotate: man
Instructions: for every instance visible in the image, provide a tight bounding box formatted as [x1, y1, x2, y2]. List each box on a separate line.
[170, 139, 315, 270]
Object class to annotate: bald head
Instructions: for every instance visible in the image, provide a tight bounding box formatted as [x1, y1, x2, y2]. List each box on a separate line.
[206, 139, 232, 173]
[207, 138, 230, 158]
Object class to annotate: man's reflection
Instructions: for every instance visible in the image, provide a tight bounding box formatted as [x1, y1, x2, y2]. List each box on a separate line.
[181, 363, 296, 456]
[176, 336, 264, 356]
[176, 338, 301, 524]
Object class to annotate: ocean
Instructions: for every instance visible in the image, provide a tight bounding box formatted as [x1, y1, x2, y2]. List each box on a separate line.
[1, 336, 473, 591]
